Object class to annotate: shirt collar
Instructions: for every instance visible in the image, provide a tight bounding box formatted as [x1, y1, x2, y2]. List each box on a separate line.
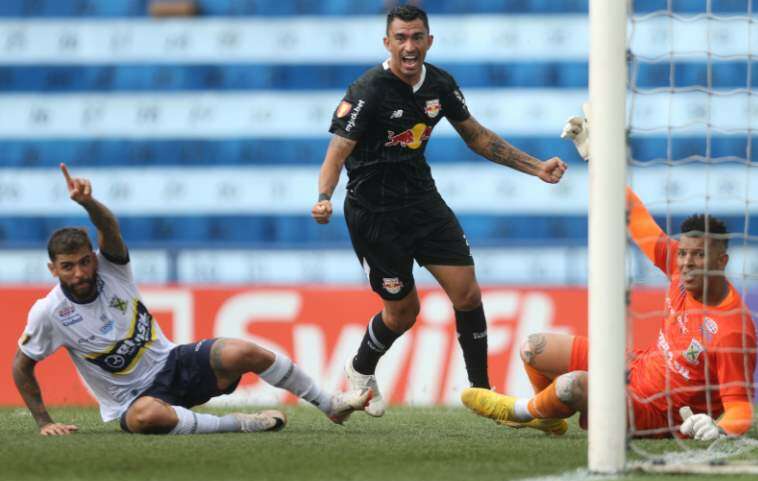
[383, 59, 427, 93]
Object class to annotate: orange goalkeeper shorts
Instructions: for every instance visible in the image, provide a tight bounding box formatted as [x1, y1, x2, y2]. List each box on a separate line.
[569, 335, 671, 437]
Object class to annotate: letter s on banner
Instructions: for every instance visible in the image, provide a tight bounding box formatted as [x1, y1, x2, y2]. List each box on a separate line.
[213, 291, 301, 356]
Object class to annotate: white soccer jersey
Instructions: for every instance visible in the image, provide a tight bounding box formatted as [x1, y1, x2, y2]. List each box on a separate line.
[18, 251, 175, 422]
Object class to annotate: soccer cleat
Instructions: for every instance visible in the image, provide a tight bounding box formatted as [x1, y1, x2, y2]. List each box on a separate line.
[232, 409, 287, 433]
[327, 388, 373, 424]
[345, 358, 386, 417]
[461, 388, 568, 436]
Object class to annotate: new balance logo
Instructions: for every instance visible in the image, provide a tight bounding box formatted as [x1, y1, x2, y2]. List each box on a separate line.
[390, 109, 403, 119]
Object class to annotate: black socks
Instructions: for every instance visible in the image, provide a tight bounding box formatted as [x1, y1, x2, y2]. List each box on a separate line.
[455, 304, 490, 389]
[352, 306, 490, 390]
[352, 312, 402, 375]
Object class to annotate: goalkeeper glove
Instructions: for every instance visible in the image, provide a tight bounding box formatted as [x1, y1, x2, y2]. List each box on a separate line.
[560, 116, 590, 161]
[679, 406, 723, 441]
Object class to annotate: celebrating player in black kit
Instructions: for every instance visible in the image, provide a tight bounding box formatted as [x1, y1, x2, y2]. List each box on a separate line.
[311, 5, 567, 417]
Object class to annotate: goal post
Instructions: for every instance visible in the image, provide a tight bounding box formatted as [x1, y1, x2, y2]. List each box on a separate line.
[587, 0, 758, 475]
[587, 0, 628, 474]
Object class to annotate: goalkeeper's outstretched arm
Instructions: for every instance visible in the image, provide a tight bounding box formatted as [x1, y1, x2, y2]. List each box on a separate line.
[560, 111, 668, 269]
[563, 109, 756, 440]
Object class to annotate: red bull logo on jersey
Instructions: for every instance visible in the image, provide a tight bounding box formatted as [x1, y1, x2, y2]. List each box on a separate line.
[424, 99, 441, 118]
[382, 277, 404, 295]
[384, 123, 432, 149]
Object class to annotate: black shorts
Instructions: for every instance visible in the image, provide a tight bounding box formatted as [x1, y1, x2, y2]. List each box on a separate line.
[344, 194, 474, 301]
[119, 338, 240, 432]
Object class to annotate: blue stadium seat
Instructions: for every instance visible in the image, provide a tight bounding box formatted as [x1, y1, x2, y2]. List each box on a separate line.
[629, 136, 750, 162]
[8, 137, 746, 167]
[14, 62, 758, 92]
[1, 64, 592, 92]
[3, 0, 754, 289]
[633, 62, 754, 89]
[4, 0, 753, 17]
[632, 0, 752, 13]
[1, 214, 754, 249]
[712, 63, 749, 89]
[0, 0, 147, 17]
[0, 0, 594, 17]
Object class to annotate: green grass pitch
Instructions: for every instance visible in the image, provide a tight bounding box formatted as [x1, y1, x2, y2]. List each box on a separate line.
[0, 406, 756, 481]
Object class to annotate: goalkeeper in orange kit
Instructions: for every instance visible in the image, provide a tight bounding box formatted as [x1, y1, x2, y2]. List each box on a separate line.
[462, 112, 757, 440]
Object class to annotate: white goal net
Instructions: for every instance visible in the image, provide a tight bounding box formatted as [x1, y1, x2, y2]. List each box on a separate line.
[624, 0, 758, 473]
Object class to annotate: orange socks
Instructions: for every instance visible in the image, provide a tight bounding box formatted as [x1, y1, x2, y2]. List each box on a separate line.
[527, 381, 576, 419]
[524, 362, 551, 393]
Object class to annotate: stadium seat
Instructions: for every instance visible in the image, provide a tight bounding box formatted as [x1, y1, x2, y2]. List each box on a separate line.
[2, 0, 753, 283]
[5, 0, 750, 17]
[0, 0, 596, 17]
[0, 0, 147, 17]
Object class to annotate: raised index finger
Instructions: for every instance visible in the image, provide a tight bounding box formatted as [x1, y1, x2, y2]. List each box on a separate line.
[60, 163, 73, 185]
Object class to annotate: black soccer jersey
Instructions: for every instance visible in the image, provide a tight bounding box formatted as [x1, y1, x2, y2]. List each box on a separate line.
[329, 61, 470, 211]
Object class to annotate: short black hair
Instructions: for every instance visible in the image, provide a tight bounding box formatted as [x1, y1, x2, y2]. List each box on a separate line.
[680, 214, 729, 250]
[386, 4, 429, 34]
[47, 227, 93, 261]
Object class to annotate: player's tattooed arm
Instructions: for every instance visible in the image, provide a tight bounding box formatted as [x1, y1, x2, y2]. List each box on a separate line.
[12, 350, 54, 428]
[522, 334, 547, 366]
[451, 116, 541, 175]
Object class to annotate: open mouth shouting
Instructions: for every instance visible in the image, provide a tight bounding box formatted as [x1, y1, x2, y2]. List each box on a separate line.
[401, 52, 420, 71]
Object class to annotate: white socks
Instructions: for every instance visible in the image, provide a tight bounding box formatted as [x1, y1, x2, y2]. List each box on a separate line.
[513, 398, 534, 422]
[167, 352, 332, 434]
[168, 405, 241, 434]
[259, 352, 333, 415]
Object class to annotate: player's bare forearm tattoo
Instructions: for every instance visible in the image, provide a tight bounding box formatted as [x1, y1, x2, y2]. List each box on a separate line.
[484, 135, 538, 174]
[455, 117, 488, 144]
[523, 334, 547, 366]
[453, 118, 538, 174]
[12, 353, 53, 427]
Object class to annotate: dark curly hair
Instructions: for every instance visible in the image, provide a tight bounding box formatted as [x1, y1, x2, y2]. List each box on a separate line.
[680, 214, 729, 250]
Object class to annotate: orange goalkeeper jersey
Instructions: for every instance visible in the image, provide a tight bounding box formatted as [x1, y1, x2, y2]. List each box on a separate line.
[626, 188, 756, 421]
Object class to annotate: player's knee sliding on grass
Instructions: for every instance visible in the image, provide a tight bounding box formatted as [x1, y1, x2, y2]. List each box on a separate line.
[11, 164, 371, 437]
[121, 339, 372, 435]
